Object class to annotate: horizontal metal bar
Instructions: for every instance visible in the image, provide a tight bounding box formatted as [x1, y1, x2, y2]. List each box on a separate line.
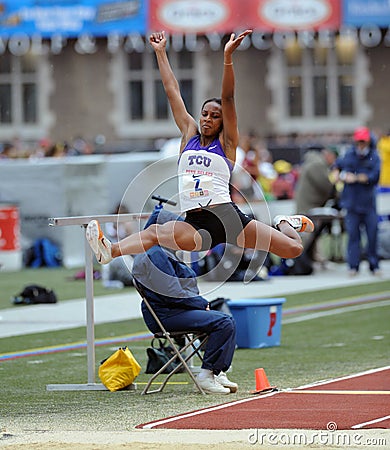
[48, 213, 154, 227]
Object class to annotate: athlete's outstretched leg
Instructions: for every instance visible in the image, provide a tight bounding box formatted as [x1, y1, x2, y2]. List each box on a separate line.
[237, 215, 314, 259]
[86, 219, 203, 263]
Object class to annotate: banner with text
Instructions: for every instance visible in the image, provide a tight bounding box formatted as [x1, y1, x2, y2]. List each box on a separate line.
[248, 0, 341, 31]
[0, 0, 147, 38]
[342, 0, 390, 27]
[149, 0, 248, 34]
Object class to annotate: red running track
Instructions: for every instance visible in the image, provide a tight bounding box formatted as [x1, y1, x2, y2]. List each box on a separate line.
[138, 367, 390, 430]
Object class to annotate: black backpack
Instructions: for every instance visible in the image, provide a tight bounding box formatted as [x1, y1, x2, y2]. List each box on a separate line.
[145, 338, 185, 374]
[12, 284, 58, 305]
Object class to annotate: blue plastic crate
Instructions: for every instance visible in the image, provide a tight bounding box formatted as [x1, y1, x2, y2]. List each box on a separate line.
[227, 298, 286, 348]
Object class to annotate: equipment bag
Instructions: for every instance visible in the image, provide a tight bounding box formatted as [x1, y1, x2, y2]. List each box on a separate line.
[12, 284, 58, 305]
[145, 338, 185, 374]
[99, 346, 141, 392]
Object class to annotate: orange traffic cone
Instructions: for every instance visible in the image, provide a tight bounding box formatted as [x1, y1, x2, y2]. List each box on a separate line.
[250, 368, 278, 395]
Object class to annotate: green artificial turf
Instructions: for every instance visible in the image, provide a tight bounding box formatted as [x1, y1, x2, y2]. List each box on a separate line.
[1, 265, 389, 310]
[0, 280, 389, 431]
[0, 266, 131, 309]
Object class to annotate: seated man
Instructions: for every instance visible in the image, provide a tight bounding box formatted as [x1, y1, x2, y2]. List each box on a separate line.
[132, 208, 237, 394]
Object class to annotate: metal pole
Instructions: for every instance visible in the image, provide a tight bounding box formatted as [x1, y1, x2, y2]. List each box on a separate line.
[84, 226, 96, 384]
[46, 212, 156, 391]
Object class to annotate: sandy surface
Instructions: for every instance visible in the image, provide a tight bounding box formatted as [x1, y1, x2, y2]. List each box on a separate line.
[1, 428, 389, 450]
[0, 429, 254, 449]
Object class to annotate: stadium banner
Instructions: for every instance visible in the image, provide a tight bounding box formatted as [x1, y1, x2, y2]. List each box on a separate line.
[247, 0, 341, 31]
[0, 0, 147, 38]
[148, 0, 247, 34]
[342, 0, 390, 27]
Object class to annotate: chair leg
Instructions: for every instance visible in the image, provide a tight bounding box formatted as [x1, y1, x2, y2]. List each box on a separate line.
[141, 354, 181, 395]
[134, 281, 209, 395]
[170, 338, 207, 395]
[142, 334, 209, 395]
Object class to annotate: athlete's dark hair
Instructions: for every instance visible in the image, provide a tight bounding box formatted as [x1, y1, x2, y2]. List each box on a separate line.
[201, 97, 222, 110]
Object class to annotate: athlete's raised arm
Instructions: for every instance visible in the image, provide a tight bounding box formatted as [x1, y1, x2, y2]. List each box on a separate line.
[220, 30, 252, 164]
[150, 31, 197, 150]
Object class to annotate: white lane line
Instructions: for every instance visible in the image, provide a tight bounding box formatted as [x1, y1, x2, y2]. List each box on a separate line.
[286, 390, 390, 395]
[140, 390, 279, 429]
[282, 300, 390, 324]
[351, 414, 390, 429]
[295, 366, 390, 390]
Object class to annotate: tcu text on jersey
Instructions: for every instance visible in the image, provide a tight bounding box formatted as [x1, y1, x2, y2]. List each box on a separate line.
[187, 154, 212, 167]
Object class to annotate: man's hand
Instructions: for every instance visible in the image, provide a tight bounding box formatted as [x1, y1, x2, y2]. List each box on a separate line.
[340, 171, 357, 183]
[356, 173, 368, 183]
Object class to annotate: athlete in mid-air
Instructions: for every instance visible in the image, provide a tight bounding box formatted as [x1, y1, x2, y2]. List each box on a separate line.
[86, 30, 314, 266]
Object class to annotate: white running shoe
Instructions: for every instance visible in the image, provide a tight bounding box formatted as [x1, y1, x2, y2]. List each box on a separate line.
[86, 220, 112, 265]
[195, 376, 230, 394]
[273, 215, 314, 233]
[215, 372, 238, 393]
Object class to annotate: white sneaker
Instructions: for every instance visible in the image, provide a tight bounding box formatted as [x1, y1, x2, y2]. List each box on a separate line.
[195, 376, 230, 394]
[273, 215, 314, 233]
[215, 372, 238, 393]
[86, 220, 112, 265]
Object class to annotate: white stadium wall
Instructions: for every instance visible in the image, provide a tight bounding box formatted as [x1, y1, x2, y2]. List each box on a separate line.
[0, 153, 177, 268]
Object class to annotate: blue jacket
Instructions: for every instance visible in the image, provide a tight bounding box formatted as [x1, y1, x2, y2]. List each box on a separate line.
[335, 145, 380, 213]
[132, 207, 208, 323]
[132, 246, 208, 312]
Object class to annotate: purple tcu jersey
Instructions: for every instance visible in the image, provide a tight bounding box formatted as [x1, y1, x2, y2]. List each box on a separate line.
[178, 135, 232, 211]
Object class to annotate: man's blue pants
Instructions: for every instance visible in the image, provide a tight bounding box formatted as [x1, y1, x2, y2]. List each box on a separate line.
[344, 208, 379, 271]
[142, 306, 236, 375]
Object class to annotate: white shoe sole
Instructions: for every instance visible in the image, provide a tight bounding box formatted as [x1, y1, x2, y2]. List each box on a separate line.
[194, 379, 231, 394]
[86, 220, 99, 254]
[215, 376, 238, 393]
[200, 386, 231, 394]
[273, 215, 314, 233]
[86, 220, 112, 264]
[223, 384, 238, 393]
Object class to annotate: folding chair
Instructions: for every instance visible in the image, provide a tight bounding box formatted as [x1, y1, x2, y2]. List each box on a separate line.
[133, 279, 209, 395]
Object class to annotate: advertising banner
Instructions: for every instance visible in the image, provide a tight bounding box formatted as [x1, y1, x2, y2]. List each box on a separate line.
[343, 0, 390, 27]
[247, 0, 341, 31]
[149, 0, 247, 34]
[3, 0, 389, 50]
[0, 0, 147, 37]
[0, 0, 353, 39]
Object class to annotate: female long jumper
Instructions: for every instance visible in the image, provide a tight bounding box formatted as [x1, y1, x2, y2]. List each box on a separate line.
[86, 30, 314, 265]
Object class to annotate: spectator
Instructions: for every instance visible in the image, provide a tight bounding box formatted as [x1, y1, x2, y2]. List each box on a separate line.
[271, 160, 295, 200]
[231, 132, 263, 203]
[257, 147, 277, 200]
[294, 146, 339, 264]
[29, 138, 53, 159]
[45, 142, 66, 158]
[0, 142, 14, 159]
[241, 133, 261, 182]
[295, 146, 338, 214]
[333, 127, 381, 276]
[67, 136, 93, 156]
